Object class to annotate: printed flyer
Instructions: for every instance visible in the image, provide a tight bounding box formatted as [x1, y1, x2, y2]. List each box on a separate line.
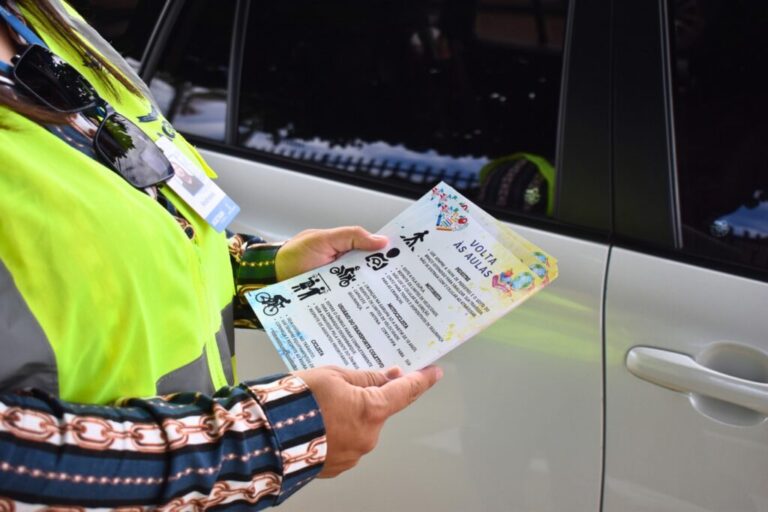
[246, 182, 558, 372]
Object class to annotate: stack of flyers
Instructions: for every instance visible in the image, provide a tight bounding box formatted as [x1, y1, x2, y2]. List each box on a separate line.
[247, 182, 558, 372]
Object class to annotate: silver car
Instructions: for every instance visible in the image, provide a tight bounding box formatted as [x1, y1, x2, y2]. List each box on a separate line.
[80, 0, 768, 510]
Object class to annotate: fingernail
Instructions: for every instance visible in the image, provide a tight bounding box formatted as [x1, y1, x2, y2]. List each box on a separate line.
[434, 366, 444, 381]
[372, 235, 387, 241]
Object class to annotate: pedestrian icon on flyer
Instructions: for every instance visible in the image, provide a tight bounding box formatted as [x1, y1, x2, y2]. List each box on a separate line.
[292, 273, 330, 301]
[365, 248, 401, 271]
[292, 275, 320, 293]
[400, 230, 429, 251]
[298, 285, 327, 301]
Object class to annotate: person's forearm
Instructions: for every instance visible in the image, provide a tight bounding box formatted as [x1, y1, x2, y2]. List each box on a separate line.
[0, 374, 325, 509]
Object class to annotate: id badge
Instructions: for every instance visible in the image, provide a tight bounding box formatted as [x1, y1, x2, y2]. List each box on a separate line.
[155, 137, 240, 232]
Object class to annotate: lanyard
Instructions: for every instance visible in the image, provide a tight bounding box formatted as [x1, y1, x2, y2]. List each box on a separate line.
[0, 3, 46, 75]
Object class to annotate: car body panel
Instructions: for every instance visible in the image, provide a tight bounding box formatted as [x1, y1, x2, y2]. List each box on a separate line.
[604, 248, 768, 512]
[205, 150, 606, 511]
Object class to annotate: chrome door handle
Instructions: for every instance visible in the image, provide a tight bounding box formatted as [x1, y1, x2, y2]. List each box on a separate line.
[626, 346, 768, 415]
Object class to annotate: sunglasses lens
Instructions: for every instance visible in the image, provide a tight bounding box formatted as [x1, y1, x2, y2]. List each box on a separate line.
[96, 113, 174, 188]
[14, 45, 98, 113]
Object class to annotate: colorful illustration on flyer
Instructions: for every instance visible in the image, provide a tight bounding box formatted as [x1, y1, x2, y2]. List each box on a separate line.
[533, 251, 550, 266]
[431, 186, 469, 232]
[529, 263, 550, 284]
[492, 269, 535, 294]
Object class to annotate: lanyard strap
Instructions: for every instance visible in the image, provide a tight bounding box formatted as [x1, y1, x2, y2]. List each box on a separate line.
[0, 3, 46, 74]
[0, 4, 46, 47]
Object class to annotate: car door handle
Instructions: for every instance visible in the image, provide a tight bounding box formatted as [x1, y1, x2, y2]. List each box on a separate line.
[626, 346, 768, 415]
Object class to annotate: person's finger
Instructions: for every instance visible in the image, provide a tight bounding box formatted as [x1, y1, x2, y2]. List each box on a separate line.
[342, 367, 392, 388]
[377, 365, 443, 416]
[324, 226, 388, 254]
[384, 366, 404, 380]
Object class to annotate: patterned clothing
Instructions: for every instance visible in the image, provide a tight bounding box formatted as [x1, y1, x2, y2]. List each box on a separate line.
[0, 374, 326, 509]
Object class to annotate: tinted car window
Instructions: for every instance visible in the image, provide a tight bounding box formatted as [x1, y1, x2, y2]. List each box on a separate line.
[671, 0, 768, 273]
[238, 0, 568, 218]
[148, 0, 234, 141]
[70, 0, 165, 68]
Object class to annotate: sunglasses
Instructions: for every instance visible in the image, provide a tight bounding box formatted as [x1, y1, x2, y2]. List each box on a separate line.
[11, 44, 173, 189]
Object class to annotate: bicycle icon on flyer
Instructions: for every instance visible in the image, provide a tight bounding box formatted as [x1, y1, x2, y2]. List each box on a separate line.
[252, 292, 291, 316]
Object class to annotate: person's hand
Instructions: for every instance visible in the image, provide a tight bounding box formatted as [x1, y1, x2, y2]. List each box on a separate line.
[295, 365, 443, 478]
[276, 226, 388, 281]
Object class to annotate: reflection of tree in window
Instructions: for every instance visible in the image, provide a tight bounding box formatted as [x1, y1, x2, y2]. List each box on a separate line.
[103, 116, 136, 154]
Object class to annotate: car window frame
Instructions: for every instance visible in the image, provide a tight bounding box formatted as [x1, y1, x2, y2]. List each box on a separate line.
[137, 0, 178, 80]
[138, 0, 614, 243]
[611, 0, 768, 283]
[611, 0, 681, 250]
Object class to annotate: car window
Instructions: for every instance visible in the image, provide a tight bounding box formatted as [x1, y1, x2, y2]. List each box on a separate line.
[671, 0, 768, 274]
[147, 0, 235, 141]
[70, 0, 166, 69]
[237, 0, 568, 219]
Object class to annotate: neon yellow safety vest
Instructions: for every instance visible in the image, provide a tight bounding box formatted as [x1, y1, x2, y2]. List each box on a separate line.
[0, 6, 236, 404]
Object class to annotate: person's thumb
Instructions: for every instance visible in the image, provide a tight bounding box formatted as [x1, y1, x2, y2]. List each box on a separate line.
[377, 365, 443, 415]
[384, 366, 404, 379]
[343, 367, 393, 388]
[325, 226, 387, 254]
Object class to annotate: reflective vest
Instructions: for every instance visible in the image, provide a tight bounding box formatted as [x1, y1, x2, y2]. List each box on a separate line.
[0, 5, 236, 404]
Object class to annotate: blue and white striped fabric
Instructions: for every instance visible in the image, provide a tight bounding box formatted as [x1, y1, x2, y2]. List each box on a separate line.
[0, 374, 326, 510]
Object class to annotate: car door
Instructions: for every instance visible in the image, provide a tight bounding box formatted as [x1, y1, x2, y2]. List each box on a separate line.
[82, 0, 610, 510]
[220, 1, 613, 510]
[604, 1, 768, 510]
